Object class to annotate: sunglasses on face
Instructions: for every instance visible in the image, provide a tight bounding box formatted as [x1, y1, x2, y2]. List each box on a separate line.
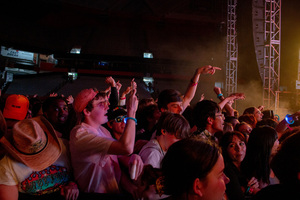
[115, 115, 127, 123]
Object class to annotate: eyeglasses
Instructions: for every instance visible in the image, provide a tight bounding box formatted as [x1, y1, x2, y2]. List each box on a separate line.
[97, 100, 109, 108]
[115, 115, 126, 123]
[215, 114, 224, 118]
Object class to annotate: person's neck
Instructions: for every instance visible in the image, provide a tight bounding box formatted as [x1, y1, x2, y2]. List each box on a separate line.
[206, 126, 215, 135]
[233, 161, 241, 170]
[113, 132, 122, 140]
[157, 135, 168, 152]
[84, 119, 101, 130]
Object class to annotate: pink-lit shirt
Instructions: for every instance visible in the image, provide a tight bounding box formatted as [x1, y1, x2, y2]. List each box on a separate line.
[69, 123, 121, 193]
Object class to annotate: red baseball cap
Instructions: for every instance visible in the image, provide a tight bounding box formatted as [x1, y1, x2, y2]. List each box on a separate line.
[73, 88, 98, 113]
[3, 94, 29, 121]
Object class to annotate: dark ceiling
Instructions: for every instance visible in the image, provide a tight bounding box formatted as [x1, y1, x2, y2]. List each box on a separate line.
[0, 0, 226, 60]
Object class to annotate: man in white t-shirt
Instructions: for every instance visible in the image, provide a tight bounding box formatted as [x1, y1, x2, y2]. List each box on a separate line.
[70, 86, 143, 196]
[139, 112, 191, 168]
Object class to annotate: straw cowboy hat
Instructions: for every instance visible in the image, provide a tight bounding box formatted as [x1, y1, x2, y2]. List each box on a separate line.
[0, 116, 62, 171]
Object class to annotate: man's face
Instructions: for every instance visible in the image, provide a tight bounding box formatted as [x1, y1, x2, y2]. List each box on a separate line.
[211, 112, 225, 133]
[89, 97, 110, 125]
[110, 115, 126, 136]
[44, 99, 68, 127]
[166, 101, 183, 114]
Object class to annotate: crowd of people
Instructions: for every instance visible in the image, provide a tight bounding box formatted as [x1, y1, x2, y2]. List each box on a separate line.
[0, 65, 300, 200]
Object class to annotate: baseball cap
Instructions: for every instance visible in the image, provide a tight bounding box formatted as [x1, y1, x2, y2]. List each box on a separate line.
[107, 107, 127, 121]
[157, 89, 182, 110]
[73, 88, 98, 113]
[3, 94, 29, 121]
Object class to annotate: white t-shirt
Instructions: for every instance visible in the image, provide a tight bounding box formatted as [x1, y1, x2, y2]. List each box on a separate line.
[139, 139, 165, 168]
[0, 138, 71, 195]
[69, 123, 121, 193]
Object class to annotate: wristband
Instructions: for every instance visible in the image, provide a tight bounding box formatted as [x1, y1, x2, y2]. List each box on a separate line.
[248, 188, 254, 195]
[245, 186, 250, 195]
[120, 97, 126, 100]
[285, 114, 294, 124]
[190, 79, 198, 86]
[124, 117, 137, 124]
[217, 93, 223, 98]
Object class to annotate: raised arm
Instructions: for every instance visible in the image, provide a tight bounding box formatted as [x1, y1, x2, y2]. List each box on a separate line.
[276, 111, 300, 139]
[182, 65, 221, 112]
[214, 87, 234, 116]
[218, 93, 245, 113]
[105, 76, 119, 110]
[108, 87, 138, 155]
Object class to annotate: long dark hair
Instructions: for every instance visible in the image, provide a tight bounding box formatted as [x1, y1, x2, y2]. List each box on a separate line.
[241, 126, 278, 184]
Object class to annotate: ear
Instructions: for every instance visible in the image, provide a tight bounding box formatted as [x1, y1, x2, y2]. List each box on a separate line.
[161, 129, 166, 136]
[207, 116, 214, 125]
[107, 121, 113, 129]
[83, 108, 90, 116]
[193, 178, 204, 197]
[160, 108, 167, 113]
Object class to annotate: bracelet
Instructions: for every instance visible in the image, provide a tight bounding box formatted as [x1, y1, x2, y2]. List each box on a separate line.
[245, 186, 250, 195]
[120, 97, 126, 100]
[248, 188, 254, 195]
[124, 117, 137, 124]
[190, 79, 198, 86]
[245, 186, 254, 195]
[285, 114, 294, 124]
[217, 93, 223, 98]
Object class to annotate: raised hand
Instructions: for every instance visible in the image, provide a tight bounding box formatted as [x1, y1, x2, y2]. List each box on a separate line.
[116, 81, 122, 92]
[127, 88, 138, 117]
[198, 65, 222, 75]
[105, 76, 116, 87]
[128, 154, 144, 181]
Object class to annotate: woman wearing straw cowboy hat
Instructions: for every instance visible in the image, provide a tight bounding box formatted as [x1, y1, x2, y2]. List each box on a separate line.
[0, 116, 79, 200]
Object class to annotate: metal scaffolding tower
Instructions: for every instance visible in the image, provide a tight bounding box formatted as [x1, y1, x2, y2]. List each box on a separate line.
[263, 0, 281, 111]
[226, 0, 238, 96]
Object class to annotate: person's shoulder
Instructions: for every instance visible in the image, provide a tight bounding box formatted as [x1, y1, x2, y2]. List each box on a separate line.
[99, 125, 112, 137]
[142, 139, 161, 150]
[70, 123, 85, 133]
[139, 139, 161, 155]
[0, 155, 12, 167]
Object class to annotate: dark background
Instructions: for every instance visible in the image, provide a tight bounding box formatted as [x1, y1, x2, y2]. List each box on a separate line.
[0, 0, 299, 114]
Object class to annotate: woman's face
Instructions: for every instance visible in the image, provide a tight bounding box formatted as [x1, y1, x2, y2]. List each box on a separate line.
[227, 135, 246, 165]
[202, 154, 229, 200]
[254, 108, 263, 122]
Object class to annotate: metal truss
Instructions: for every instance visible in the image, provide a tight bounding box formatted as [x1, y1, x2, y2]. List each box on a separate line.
[226, 0, 238, 96]
[263, 0, 281, 111]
